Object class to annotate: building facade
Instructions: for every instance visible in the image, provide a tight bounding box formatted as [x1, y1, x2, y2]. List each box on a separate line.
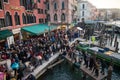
[77, 0, 99, 22]
[46, 0, 77, 25]
[0, 0, 46, 47]
[98, 9, 120, 21]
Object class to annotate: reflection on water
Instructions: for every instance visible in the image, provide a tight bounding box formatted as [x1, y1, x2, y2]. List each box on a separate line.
[38, 60, 120, 80]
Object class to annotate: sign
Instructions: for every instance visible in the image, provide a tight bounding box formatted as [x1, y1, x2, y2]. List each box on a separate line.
[12, 28, 21, 34]
[10, 6, 21, 11]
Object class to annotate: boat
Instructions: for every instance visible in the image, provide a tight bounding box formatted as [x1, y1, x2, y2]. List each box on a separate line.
[87, 47, 120, 67]
[76, 41, 92, 52]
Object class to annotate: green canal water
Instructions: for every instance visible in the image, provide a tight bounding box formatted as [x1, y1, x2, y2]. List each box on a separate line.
[38, 60, 120, 80]
[38, 61, 89, 80]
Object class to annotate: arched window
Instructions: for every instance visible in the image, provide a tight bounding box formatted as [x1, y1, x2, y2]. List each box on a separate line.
[26, 14, 30, 24]
[26, 14, 28, 24]
[31, 15, 34, 23]
[62, 2, 65, 10]
[54, 14, 57, 21]
[0, 0, 3, 9]
[61, 13, 65, 21]
[14, 12, 20, 25]
[5, 12, 12, 26]
[47, 3, 49, 10]
[82, 11, 84, 16]
[54, 3, 57, 10]
[33, 15, 36, 23]
[82, 4, 85, 9]
[30, 15, 32, 23]
[47, 14, 50, 21]
[22, 13, 26, 24]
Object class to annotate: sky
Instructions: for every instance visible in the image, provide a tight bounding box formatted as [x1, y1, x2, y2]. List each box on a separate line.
[87, 0, 120, 9]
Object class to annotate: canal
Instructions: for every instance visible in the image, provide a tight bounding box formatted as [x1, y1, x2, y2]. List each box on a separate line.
[38, 60, 120, 80]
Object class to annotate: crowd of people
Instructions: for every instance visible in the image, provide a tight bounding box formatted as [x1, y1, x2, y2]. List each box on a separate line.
[0, 27, 113, 80]
[66, 40, 113, 79]
[0, 28, 80, 80]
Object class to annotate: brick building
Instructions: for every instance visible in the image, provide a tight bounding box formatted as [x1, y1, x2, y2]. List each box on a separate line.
[46, 0, 77, 25]
[0, 0, 46, 47]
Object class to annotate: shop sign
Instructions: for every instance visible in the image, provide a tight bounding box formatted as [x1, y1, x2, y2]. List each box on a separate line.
[10, 6, 21, 11]
[12, 28, 21, 34]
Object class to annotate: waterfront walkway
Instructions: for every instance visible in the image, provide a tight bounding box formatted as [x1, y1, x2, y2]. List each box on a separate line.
[65, 56, 107, 80]
[22, 52, 61, 80]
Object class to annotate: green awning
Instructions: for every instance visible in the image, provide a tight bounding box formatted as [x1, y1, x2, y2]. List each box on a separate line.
[21, 24, 57, 35]
[0, 29, 13, 40]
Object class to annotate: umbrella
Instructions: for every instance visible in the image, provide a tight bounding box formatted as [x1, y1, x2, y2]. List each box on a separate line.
[11, 62, 19, 70]
[77, 27, 83, 30]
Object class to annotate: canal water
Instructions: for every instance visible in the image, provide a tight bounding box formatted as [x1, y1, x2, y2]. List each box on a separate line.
[38, 61, 91, 80]
[38, 60, 120, 80]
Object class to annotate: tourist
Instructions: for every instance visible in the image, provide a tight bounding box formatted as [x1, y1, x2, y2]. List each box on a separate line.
[89, 56, 94, 70]
[100, 59, 106, 75]
[95, 60, 100, 77]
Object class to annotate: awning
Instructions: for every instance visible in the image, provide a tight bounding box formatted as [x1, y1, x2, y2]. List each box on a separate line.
[21, 24, 57, 35]
[0, 29, 13, 40]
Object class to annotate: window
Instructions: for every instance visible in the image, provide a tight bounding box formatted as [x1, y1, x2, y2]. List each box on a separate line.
[4, 0, 8, 3]
[54, 14, 57, 21]
[26, 14, 30, 24]
[26, 0, 33, 10]
[45, 10, 47, 14]
[82, 4, 85, 9]
[47, 3, 49, 10]
[33, 15, 36, 23]
[38, 0, 40, 3]
[54, 3, 57, 10]
[82, 11, 84, 16]
[45, 19, 47, 23]
[0, 19, 5, 28]
[62, 2, 65, 10]
[38, 9, 40, 14]
[39, 18, 44, 23]
[41, 9, 43, 14]
[38, 9, 43, 14]
[5, 12, 12, 26]
[47, 14, 50, 21]
[22, 13, 27, 24]
[20, 0, 25, 6]
[0, 0, 3, 9]
[61, 13, 65, 21]
[14, 12, 20, 25]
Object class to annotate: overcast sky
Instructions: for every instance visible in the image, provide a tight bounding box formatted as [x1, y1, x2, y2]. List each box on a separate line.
[87, 0, 120, 9]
